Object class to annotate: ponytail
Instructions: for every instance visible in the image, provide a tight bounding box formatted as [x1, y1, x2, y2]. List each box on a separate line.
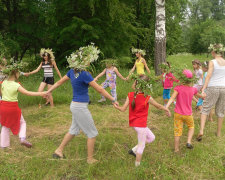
[131, 92, 137, 110]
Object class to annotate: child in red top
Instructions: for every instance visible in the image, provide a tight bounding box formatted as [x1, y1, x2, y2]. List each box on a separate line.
[114, 75, 171, 167]
[160, 62, 179, 106]
[166, 69, 204, 152]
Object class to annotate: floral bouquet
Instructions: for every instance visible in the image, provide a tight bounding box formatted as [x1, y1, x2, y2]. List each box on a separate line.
[40, 48, 55, 60]
[131, 47, 146, 56]
[67, 43, 100, 70]
[208, 43, 225, 54]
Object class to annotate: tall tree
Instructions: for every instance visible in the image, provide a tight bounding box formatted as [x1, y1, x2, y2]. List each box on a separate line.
[154, 0, 166, 75]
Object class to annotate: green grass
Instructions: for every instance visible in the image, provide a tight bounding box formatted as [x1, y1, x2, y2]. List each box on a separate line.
[1, 53, 225, 179]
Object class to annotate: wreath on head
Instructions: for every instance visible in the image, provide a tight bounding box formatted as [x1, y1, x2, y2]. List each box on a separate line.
[101, 58, 118, 67]
[40, 48, 55, 61]
[208, 43, 225, 54]
[131, 47, 146, 56]
[66, 43, 100, 71]
[159, 63, 170, 73]
[2, 58, 28, 75]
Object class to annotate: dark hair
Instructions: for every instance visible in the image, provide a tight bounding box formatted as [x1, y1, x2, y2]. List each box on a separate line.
[131, 75, 150, 110]
[9, 69, 19, 79]
[192, 59, 201, 66]
[42, 53, 52, 66]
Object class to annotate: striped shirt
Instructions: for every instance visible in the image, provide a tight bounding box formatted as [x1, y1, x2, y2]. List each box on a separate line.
[42, 62, 53, 77]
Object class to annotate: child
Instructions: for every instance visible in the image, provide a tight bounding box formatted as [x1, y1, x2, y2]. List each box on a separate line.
[196, 61, 213, 121]
[166, 69, 204, 152]
[0, 61, 44, 148]
[160, 62, 179, 106]
[23, 48, 62, 107]
[94, 59, 127, 102]
[114, 75, 171, 167]
[129, 48, 151, 75]
[192, 59, 203, 92]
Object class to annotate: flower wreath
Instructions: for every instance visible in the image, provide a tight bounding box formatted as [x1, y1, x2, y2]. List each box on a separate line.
[208, 43, 225, 54]
[40, 48, 55, 61]
[66, 43, 100, 70]
[2, 58, 28, 75]
[131, 47, 146, 56]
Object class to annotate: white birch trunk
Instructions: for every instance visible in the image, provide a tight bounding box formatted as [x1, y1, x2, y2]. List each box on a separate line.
[155, 0, 166, 75]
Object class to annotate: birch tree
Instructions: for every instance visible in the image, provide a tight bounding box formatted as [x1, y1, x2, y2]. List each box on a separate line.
[155, 0, 166, 75]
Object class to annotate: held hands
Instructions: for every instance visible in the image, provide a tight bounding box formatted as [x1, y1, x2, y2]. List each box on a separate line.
[165, 108, 171, 117]
[94, 78, 98, 82]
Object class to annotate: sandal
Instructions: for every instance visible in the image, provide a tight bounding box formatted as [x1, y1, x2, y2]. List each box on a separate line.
[196, 134, 203, 142]
[52, 153, 66, 159]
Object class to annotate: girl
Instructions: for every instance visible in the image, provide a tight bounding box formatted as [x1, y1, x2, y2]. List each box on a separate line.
[160, 62, 179, 106]
[0, 62, 45, 148]
[44, 44, 118, 164]
[23, 49, 62, 107]
[166, 69, 204, 152]
[129, 48, 151, 75]
[192, 59, 203, 92]
[114, 75, 171, 167]
[94, 59, 127, 102]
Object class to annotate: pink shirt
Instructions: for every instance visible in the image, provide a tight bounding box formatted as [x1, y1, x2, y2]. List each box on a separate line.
[174, 85, 198, 115]
[162, 72, 179, 89]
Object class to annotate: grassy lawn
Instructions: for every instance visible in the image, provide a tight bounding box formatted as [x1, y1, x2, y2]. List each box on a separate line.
[0, 54, 224, 179]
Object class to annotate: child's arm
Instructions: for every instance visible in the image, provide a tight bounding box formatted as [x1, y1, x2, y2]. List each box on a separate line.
[131, 80, 137, 90]
[113, 96, 129, 112]
[23, 63, 42, 76]
[52, 61, 62, 79]
[129, 63, 136, 75]
[94, 69, 106, 81]
[166, 90, 178, 109]
[114, 67, 127, 81]
[47, 75, 70, 93]
[149, 97, 171, 116]
[195, 92, 205, 99]
[18, 86, 45, 96]
[142, 59, 151, 74]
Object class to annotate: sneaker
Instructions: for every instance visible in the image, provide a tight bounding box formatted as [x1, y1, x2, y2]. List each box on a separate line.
[128, 149, 136, 157]
[186, 143, 193, 149]
[98, 99, 106, 103]
[21, 140, 32, 148]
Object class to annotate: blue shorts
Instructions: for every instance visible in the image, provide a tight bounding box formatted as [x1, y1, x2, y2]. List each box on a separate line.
[197, 98, 203, 106]
[163, 89, 171, 99]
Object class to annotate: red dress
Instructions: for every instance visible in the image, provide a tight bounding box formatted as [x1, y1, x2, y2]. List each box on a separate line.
[128, 92, 151, 127]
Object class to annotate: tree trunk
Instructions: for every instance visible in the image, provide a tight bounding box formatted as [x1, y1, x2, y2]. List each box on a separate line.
[154, 0, 166, 75]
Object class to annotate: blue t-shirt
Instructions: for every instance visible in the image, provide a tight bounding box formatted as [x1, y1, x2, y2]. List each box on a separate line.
[66, 69, 94, 102]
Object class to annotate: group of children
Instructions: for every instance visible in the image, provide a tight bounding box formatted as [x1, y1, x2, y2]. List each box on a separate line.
[0, 47, 214, 167]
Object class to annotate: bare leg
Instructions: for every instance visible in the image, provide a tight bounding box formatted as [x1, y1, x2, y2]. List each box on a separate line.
[47, 84, 54, 107]
[87, 137, 98, 164]
[55, 132, 74, 157]
[187, 128, 194, 144]
[208, 109, 213, 122]
[164, 99, 168, 106]
[199, 114, 208, 135]
[38, 82, 47, 107]
[217, 117, 223, 137]
[174, 136, 180, 152]
[135, 153, 142, 166]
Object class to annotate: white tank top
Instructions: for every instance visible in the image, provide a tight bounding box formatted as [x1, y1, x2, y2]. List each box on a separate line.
[208, 59, 225, 87]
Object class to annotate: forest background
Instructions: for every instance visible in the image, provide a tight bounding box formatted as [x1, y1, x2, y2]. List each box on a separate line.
[1, 0, 225, 70]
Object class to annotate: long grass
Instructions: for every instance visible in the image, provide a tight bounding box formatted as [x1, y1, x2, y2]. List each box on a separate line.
[1, 54, 225, 179]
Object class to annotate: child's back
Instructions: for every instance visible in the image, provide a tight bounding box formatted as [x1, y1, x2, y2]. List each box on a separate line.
[174, 85, 198, 115]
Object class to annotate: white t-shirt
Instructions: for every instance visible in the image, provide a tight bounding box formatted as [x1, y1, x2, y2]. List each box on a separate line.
[208, 60, 225, 87]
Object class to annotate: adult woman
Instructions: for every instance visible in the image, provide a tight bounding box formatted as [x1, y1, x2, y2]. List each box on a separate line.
[23, 49, 62, 107]
[45, 44, 118, 164]
[197, 43, 225, 141]
[129, 48, 151, 75]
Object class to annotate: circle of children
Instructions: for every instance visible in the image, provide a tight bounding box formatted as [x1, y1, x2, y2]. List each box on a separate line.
[0, 43, 224, 166]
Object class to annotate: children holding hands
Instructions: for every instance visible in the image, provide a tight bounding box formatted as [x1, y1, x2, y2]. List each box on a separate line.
[114, 74, 171, 167]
